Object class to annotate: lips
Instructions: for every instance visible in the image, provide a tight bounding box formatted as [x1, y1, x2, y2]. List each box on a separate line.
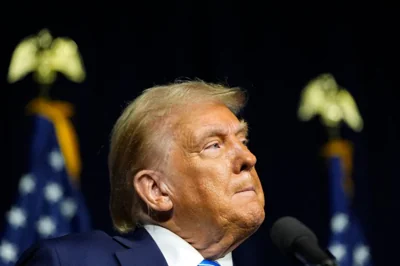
[237, 186, 255, 193]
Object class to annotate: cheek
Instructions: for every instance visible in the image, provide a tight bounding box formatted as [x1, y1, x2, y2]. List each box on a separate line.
[169, 150, 233, 204]
[190, 165, 231, 200]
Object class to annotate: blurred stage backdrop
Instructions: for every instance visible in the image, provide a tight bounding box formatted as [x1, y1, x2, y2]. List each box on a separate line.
[1, 2, 399, 265]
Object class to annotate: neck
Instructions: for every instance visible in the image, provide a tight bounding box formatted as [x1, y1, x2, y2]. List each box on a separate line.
[159, 219, 250, 260]
[195, 236, 244, 260]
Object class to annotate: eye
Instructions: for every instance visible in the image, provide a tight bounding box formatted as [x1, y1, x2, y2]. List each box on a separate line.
[205, 142, 221, 150]
[242, 139, 249, 146]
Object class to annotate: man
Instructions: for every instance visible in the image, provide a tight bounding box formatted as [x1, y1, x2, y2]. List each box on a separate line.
[16, 80, 265, 266]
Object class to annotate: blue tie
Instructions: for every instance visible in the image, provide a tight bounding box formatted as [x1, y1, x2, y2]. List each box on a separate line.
[198, 259, 221, 266]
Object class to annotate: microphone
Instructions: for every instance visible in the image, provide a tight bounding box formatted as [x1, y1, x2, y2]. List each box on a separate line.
[270, 216, 338, 266]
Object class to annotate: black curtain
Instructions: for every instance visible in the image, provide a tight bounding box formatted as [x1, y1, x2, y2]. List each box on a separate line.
[2, 2, 399, 265]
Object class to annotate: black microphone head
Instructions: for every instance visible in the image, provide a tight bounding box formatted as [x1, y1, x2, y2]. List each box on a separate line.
[270, 216, 337, 265]
[270, 216, 318, 256]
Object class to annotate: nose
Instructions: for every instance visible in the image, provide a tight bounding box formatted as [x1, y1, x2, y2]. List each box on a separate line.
[233, 142, 257, 174]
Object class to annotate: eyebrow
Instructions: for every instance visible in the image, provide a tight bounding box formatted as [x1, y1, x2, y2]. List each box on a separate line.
[236, 120, 249, 136]
[194, 120, 248, 146]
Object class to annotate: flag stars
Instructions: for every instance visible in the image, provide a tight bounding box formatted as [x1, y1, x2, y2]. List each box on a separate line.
[331, 213, 349, 233]
[0, 240, 18, 263]
[60, 198, 77, 219]
[44, 182, 63, 203]
[36, 216, 56, 237]
[353, 245, 370, 266]
[0, 118, 92, 263]
[48, 150, 64, 171]
[6, 207, 26, 229]
[18, 174, 36, 194]
[329, 243, 347, 262]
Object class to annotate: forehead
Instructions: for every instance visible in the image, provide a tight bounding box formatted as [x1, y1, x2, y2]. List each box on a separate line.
[174, 103, 245, 139]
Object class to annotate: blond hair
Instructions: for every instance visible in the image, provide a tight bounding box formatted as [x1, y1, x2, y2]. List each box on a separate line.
[108, 79, 247, 233]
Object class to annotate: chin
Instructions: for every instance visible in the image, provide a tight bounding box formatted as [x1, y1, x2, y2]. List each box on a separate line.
[237, 202, 265, 231]
[227, 206, 265, 253]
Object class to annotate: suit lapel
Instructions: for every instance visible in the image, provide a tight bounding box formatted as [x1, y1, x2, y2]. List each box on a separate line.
[113, 227, 168, 266]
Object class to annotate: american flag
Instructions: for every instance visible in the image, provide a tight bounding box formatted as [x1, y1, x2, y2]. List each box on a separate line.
[0, 100, 91, 265]
[325, 140, 372, 266]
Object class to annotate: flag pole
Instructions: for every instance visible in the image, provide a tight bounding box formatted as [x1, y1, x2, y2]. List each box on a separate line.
[297, 73, 372, 265]
[7, 28, 87, 184]
[0, 28, 90, 265]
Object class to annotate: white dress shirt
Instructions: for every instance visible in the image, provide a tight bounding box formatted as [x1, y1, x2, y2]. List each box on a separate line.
[144, 224, 233, 266]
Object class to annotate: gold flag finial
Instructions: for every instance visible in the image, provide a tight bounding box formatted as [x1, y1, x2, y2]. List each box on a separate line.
[7, 28, 86, 87]
[297, 73, 363, 133]
[7, 29, 86, 183]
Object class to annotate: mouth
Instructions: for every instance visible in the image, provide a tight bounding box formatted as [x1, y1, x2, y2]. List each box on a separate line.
[236, 186, 255, 194]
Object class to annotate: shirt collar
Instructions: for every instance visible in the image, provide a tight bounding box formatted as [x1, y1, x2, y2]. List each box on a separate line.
[144, 224, 233, 266]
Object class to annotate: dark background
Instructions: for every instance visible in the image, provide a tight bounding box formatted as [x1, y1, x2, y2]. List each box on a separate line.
[2, 2, 399, 265]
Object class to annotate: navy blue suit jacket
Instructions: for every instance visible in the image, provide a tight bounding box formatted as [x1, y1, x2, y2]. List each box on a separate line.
[15, 228, 245, 266]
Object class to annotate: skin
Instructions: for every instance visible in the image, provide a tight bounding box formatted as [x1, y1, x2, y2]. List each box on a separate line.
[134, 102, 265, 260]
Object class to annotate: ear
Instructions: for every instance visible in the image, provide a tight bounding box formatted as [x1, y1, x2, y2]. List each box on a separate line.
[133, 169, 173, 212]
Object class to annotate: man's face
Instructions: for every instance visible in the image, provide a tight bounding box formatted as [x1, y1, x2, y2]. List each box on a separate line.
[165, 102, 265, 242]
